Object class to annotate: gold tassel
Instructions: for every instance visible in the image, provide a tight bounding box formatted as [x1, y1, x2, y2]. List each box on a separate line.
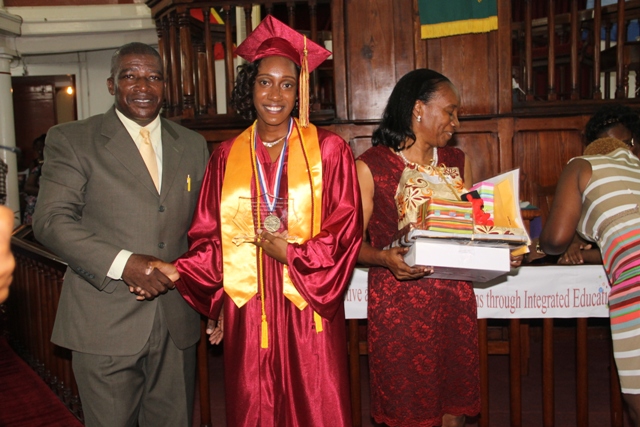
[261, 313, 269, 348]
[314, 311, 323, 333]
[251, 133, 269, 349]
[299, 36, 310, 128]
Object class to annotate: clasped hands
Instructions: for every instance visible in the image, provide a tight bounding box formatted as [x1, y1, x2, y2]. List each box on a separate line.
[125, 229, 288, 301]
[124, 254, 179, 301]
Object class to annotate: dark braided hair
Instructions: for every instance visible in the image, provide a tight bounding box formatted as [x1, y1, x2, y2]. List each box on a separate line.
[229, 59, 300, 121]
[371, 69, 452, 151]
[585, 104, 640, 143]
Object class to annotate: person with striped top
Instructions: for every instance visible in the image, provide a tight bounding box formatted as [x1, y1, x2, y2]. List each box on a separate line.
[540, 136, 640, 426]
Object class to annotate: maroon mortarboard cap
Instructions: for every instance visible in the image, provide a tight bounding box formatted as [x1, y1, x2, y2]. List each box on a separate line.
[235, 15, 330, 72]
[235, 15, 331, 126]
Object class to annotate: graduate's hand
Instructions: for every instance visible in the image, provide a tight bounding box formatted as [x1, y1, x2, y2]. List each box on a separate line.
[382, 246, 433, 281]
[206, 313, 224, 345]
[254, 229, 288, 264]
[148, 260, 180, 282]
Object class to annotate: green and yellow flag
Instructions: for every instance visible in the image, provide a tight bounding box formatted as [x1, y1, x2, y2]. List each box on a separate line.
[418, 0, 498, 39]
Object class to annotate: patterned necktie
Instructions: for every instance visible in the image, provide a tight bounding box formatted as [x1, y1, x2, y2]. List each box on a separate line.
[139, 128, 159, 191]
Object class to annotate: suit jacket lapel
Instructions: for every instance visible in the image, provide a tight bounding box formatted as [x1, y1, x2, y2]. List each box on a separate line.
[159, 118, 185, 204]
[102, 108, 159, 197]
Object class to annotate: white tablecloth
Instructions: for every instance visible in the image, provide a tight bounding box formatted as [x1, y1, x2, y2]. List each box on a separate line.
[344, 265, 610, 319]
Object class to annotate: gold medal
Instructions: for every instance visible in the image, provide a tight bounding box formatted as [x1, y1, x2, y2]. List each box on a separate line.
[264, 214, 281, 233]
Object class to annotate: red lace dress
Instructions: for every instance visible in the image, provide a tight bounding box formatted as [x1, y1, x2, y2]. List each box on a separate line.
[358, 145, 480, 427]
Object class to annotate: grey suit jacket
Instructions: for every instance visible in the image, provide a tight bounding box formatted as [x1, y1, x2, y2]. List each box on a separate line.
[33, 107, 209, 356]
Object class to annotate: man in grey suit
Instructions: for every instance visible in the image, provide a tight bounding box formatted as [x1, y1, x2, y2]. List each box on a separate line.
[32, 42, 209, 427]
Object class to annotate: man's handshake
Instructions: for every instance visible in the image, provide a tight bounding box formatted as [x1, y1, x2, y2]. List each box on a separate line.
[123, 254, 180, 301]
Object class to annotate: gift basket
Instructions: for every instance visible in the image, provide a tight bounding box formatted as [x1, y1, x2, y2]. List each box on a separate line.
[392, 162, 531, 282]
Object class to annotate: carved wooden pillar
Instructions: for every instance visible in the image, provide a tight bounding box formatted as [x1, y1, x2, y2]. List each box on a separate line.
[593, 0, 602, 99]
[202, 7, 217, 114]
[169, 11, 182, 116]
[156, 17, 172, 114]
[223, 5, 235, 110]
[525, 0, 534, 100]
[287, 1, 296, 27]
[547, 0, 557, 100]
[244, 5, 253, 37]
[615, 0, 626, 99]
[178, 7, 195, 118]
[265, 1, 274, 16]
[309, 0, 321, 109]
[605, 22, 612, 99]
[195, 42, 207, 115]
[570, 0, 579, 100]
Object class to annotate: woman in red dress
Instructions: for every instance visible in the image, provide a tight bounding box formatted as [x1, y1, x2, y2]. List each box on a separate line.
[356, 69, 479, 427]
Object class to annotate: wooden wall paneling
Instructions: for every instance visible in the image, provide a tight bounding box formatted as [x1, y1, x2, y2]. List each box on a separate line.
[452, 129, 500, 184]
[391, 0, 418, 83]
[344, 0, 413, 120]
[328, 123, 379, 158]
[497, 117, 515, 173]
[434, 33, 497, 116]
[412, 0, 428, 70]
[426, 37, 442, 73]
[513, 122, 585, 223]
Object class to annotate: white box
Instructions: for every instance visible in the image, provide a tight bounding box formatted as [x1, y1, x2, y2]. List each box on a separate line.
[404, 238, 511, 282]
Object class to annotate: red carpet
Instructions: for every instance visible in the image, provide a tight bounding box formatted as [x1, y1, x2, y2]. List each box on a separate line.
[0, 337, 83, 427]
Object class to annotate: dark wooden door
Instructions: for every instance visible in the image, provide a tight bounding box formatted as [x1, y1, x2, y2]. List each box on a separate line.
[12, 76, 58, 171]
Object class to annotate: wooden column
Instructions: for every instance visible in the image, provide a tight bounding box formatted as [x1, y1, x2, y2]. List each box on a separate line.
[178, 7, 195, 118]
[223, 6, 235, 110]
[525, 0, 534, 100]
[570, 0, 580, 100]
[202, 7, 217, 115]
[169, 11, 182, 116]
[593, 0, 603, 99]
[547, 0, 557, 100]
[615, 0, 626, 98]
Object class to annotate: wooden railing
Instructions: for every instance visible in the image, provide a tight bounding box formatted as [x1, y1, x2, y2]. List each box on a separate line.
[511, 0, 640, 104]
[3, 227, 83, 422]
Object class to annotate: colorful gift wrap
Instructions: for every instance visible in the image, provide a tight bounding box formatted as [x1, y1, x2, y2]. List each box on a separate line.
[469, 182, 495, 220]
[417, 198, 474, 234]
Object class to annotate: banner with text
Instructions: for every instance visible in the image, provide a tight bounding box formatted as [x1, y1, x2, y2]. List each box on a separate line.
[345, 265, 610, 319]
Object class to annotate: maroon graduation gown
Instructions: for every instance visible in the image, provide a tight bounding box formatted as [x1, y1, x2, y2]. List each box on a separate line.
[174, 126, 362, 427]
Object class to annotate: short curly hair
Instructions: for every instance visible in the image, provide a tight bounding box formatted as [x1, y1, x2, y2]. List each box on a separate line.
[583, 137, 629, 156]
[585, 104, 640, 143]
[229, 59, 300, 121]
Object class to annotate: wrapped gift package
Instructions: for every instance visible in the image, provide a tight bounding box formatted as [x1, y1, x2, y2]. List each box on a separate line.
[404, 238, 511, 282]
[416, 198, 474, 234]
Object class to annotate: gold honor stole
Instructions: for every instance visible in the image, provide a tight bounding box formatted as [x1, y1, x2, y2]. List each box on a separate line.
[220, 118, 323, 348]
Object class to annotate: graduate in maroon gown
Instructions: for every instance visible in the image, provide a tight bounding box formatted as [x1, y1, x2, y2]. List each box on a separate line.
[147, 16, 362, 427]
